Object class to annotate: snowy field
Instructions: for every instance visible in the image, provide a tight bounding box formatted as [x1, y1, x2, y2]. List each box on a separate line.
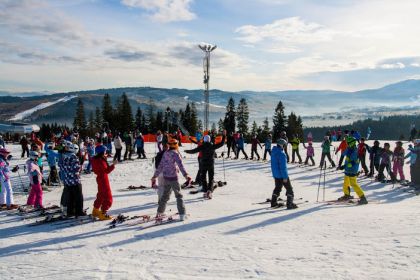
[0, 141, 419, 280]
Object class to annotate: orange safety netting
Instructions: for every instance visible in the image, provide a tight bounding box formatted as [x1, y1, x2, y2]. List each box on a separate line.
[143, 134, 223, 144]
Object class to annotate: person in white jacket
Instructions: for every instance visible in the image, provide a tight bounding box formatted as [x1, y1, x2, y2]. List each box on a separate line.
[113, 134, 123, 162]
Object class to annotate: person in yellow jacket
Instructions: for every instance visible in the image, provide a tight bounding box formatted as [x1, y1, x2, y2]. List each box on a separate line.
[289, 135, 302, 164]
[338, 136, 368, 205]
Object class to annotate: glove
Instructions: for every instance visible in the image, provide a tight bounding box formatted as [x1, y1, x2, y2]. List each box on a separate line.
[151, 177, 157, 189]
[12, 165, 19, 172]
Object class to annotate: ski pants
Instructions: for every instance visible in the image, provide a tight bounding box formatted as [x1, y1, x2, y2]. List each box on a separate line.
[21, 146, 29, 158]
[343, 175, 364, 198]
[291, 149, 302, 163]
[392, 162, 405, 181]
[227, 144, 236, 158]
[359, 156, 369, 175]
[27, 183, 43, 208]
[194, 158, 202, 185]
[0, 179, 14, 206]
[201, 165, 215, 192]
[47, 165, 59, 185]
[320, 152, 335, 167]
[378, 163, 395, 182]
[236, 148, 248, 159]
[369, 159, 380, 177]
[263, 149, 271, 160]
[272, 178, 294, 205]
[124, 144, 133, 160]
[61, 185, 69, 208]
[157, 173, 165, 201]
[106, 143, 113, 155]
[114, 148, 122, 162]
[136, 147, 146, 158]
[157, 180, 185, 215]
[250, 148, 260, 160]
[66, 183, 84, 216]
[304, 156, 315, 165]
[94, 176, 113, 212]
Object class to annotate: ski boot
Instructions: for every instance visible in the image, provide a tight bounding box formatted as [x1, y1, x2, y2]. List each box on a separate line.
[286, 195, 298, 209]
[358, 196, 368, 205]
[98, 211, 112, 221]
[92, 207, 101, 218]
[206, 191, 213, 199]
[179, 214, 187, 221]
[337, 194, 354, 201]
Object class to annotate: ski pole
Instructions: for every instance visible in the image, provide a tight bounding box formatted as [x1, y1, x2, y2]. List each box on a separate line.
[323, 161, 326, 201]
[222, 143, 226, 182]
[317, 164, 322, 202]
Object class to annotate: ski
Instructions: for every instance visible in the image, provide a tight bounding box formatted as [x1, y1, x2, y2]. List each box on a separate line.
[266, 200, 309, 210]
[108, 213, 153, 229]
[253, 197, 303, 205]
[138, 213, 183, 230]
[53, 215, 99, 229]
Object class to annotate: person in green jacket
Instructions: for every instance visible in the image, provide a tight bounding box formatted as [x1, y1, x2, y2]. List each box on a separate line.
[320, 135, 336, 168]
[290, 135, 302, 164]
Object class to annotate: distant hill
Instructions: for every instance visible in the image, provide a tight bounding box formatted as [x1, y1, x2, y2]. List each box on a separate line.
[0, 79, 419, 127]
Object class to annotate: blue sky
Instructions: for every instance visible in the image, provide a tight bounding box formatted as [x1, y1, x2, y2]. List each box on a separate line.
[1, 0, 420, 93]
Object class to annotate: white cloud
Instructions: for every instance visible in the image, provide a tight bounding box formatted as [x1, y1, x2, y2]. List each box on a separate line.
[379, 62, 406, 70]
[121, 0, 196, 22]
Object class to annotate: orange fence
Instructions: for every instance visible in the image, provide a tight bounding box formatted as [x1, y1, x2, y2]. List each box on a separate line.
[143, 134, 223, 144]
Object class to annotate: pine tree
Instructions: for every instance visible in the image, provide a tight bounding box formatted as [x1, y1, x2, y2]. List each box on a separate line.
[223, 97, 236, 134]
[262, 117, 271, 139]
[156, 111, 164, 132]
[251, 121, 258, 137]
[102, 93, 114, 130]
[190, 102, 198, 134]
[94, 107, 102, 131]
[211, 122, 217, 132]
[236, 98, 249, 136]
[73, 98, 87, 134]
[218, 118, 224, 133]
[146, 97, 156, 133]
[296, 116, 304, 140]
[273, 101, 287, 139]
[87, 111, 95, 136]
[198, 119, 203, 131]
[116, 93, 134, 133]
[183, 103, 192, 133]
[286, 112, 302, 139]
[135, 107, 143, 130]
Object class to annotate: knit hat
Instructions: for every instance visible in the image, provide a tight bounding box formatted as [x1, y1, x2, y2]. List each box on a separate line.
[346, 136, 357, 148]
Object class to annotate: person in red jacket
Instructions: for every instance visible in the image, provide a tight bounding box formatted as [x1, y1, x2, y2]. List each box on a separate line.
[91, 145, 117, 220]
[335, 137, 348, 170]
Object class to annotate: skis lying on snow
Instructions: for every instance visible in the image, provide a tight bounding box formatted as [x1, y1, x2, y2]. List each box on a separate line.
[108, 212, 183, 229]
[319, 199, 381, 205]
[189, 181, 227, 194]
[138, 213, 185, 231]
[120, 185, 150, 191]
[266, 200, 309, 210]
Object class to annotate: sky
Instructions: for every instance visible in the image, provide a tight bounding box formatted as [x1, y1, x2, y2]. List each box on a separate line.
[1, 0, 420, 93]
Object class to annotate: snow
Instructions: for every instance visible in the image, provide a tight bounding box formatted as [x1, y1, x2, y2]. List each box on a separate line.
[1, 141, 419, 280]
[8, 95, 77, 121]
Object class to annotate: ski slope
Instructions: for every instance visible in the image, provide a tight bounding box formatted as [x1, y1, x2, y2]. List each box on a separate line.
[0, 141, 419, 280]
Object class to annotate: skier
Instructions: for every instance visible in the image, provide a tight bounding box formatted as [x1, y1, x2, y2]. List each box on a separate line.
[320, 136, 336, 168]
[337, 128, 342, 141]
[392, 141, 405, 182]
[0, 148, 18, 209]
[290, 134, 302, 164]
[44, 142, 60, 185]
[235, 133, 248, 160]
[377, 143, 396, 183]
[134, 133, 146, 159]
[368, 140, 382, 178]
[154, 143, 169, 200]
[405, 142, 419, 186]
[91, 145, 117, 220]
[263, 134, 272, 161]
[226, 132, 236, 158]
[61, 141, 85, 217]
[302, 142, 315, 166]
[156, 130, 163, 152]
[123, 131, 133, 161]
[151, 139, 190, 221]
[250, 135, 262, 160]
[20, 135, 29, 158]
[279, 131, 290, 163]
[337, 136, 368, 204]
[335, 134, 348, 170]
[188, 136, 203, 187]
[26, 151, 43, 209]
[270, 138, 297, 209]
[357, 138, 370, 176]
[85, 138, 95, 173]
[113, 133, 123, 162]
[185, 131, 226, 199]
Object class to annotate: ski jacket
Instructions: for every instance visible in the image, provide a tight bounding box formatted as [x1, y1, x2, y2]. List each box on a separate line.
[352, 131, 361, 141]
[392, 147, 405, 165]
[123, 133, 133, 145]
[336, 140, 347, 154]
[264, 138, 272, 150]
[251, 138, 262, 149]
[91, 156, 115, 194]
[114, 136, 123, 149]
[134, 136, 145, 149]
[26, 159, 42, 185]
[59, 152, 81, 186]
[303, 143, 314, 157]
[271, 146, 288, 179]
[236, 137, 245, 149]
[380, 150, 393, 166]
[343, 147, 360, 176]
[369, 145, 382, 163]
[357, 143, 369, 157]
[44, 144, 59, 167]
[20, 137, 29, 148]
[290, 137, 300, 150]
[185, 136, 225, 168]
[189, 138, 203, 158]
[153, 149, 187, 181]
[321, 140, 332, 154]
[405, 147, 419, 165]
[0, 156, 10, 182]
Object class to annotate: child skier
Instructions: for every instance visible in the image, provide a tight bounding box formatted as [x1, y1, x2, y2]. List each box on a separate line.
[250, 135, 262, 160]
[368, 140, 382, 178]
[270, 138, 297, 209]
[335, 136, 348, 170]
[185, 132, 226, 198]
[235, 134, 248, 160]
[61, 141, 85, 217]
[338, 136, 368, 204]
[290, 134, 302, 164]
[188, 136, 203, 187]
[320, 136, 336, 168]
[91, 145, 117, 220]
[357, 138, 370, 176]
[405, 143, 419, 186]
[377, 143, 396, 183]
[134, 133, 146, 159]
[151, 139, 190, 221]
[302, 142, 315, 166]
[263, 134, 272, 161]
[392, 141, 405, 182]
[44, 142, 60, 186]
[26, 151, 43, 208]
[0, 148, 18, 209]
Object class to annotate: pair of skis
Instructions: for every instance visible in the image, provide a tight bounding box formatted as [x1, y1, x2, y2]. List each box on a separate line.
[108, 212, 182, 230]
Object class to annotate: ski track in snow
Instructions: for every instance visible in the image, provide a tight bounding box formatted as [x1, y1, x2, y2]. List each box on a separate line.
[0, 141, 419, 280]
[8, 95, 77, 121]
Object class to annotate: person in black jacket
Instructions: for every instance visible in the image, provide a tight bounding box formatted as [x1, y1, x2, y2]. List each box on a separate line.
[185, 131, 226, 199]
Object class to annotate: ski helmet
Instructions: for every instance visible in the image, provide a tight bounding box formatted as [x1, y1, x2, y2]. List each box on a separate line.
[203, 135, 211, 143]
[168, 138, 178, 149]
[0, 147, 10, 158]
[95, 145, 107, 155]
[346, 136, 357, 148]
[276, 138, 287, 147]
[29, 151, 39, 160]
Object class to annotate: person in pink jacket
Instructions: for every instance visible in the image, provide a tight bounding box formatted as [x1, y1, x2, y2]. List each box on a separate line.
[302, 142, 315, 166]
[26, 151, 43, 208]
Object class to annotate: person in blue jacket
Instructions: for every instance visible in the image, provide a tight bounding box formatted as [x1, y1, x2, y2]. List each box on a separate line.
[263, 134, 272, 161]
[44, 142, 60, 186]
[134, 133, 146, 159]
[338, 136, 368, 204]
[235, 134, 248, 160]
[270, 138, 297, 209]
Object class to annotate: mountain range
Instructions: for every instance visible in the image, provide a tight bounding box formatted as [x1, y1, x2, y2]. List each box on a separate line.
[0, 79, 419, 128]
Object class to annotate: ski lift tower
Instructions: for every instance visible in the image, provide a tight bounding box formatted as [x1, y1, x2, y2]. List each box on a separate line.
[198, 43, 217, 131]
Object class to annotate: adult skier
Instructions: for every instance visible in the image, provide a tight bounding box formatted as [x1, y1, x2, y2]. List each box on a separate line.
[270, 138, 297, 209]
[20, 135, 29, 158]
[113, 133, 123, 162]
[134, 133, 146, 159]
[151, 139, 190, 221]
[185, 131, 226, 199]
[250, 135, 262, 160]
[188, 136, 203, 187]
[338, 136, 368, 204]
[226, 132, 236, 158]
[91, 145, 117, 220]
[405, 141, 419, 186]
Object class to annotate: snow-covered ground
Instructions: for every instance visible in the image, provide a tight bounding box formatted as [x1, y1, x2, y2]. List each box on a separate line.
[1, 141, 419, 280]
